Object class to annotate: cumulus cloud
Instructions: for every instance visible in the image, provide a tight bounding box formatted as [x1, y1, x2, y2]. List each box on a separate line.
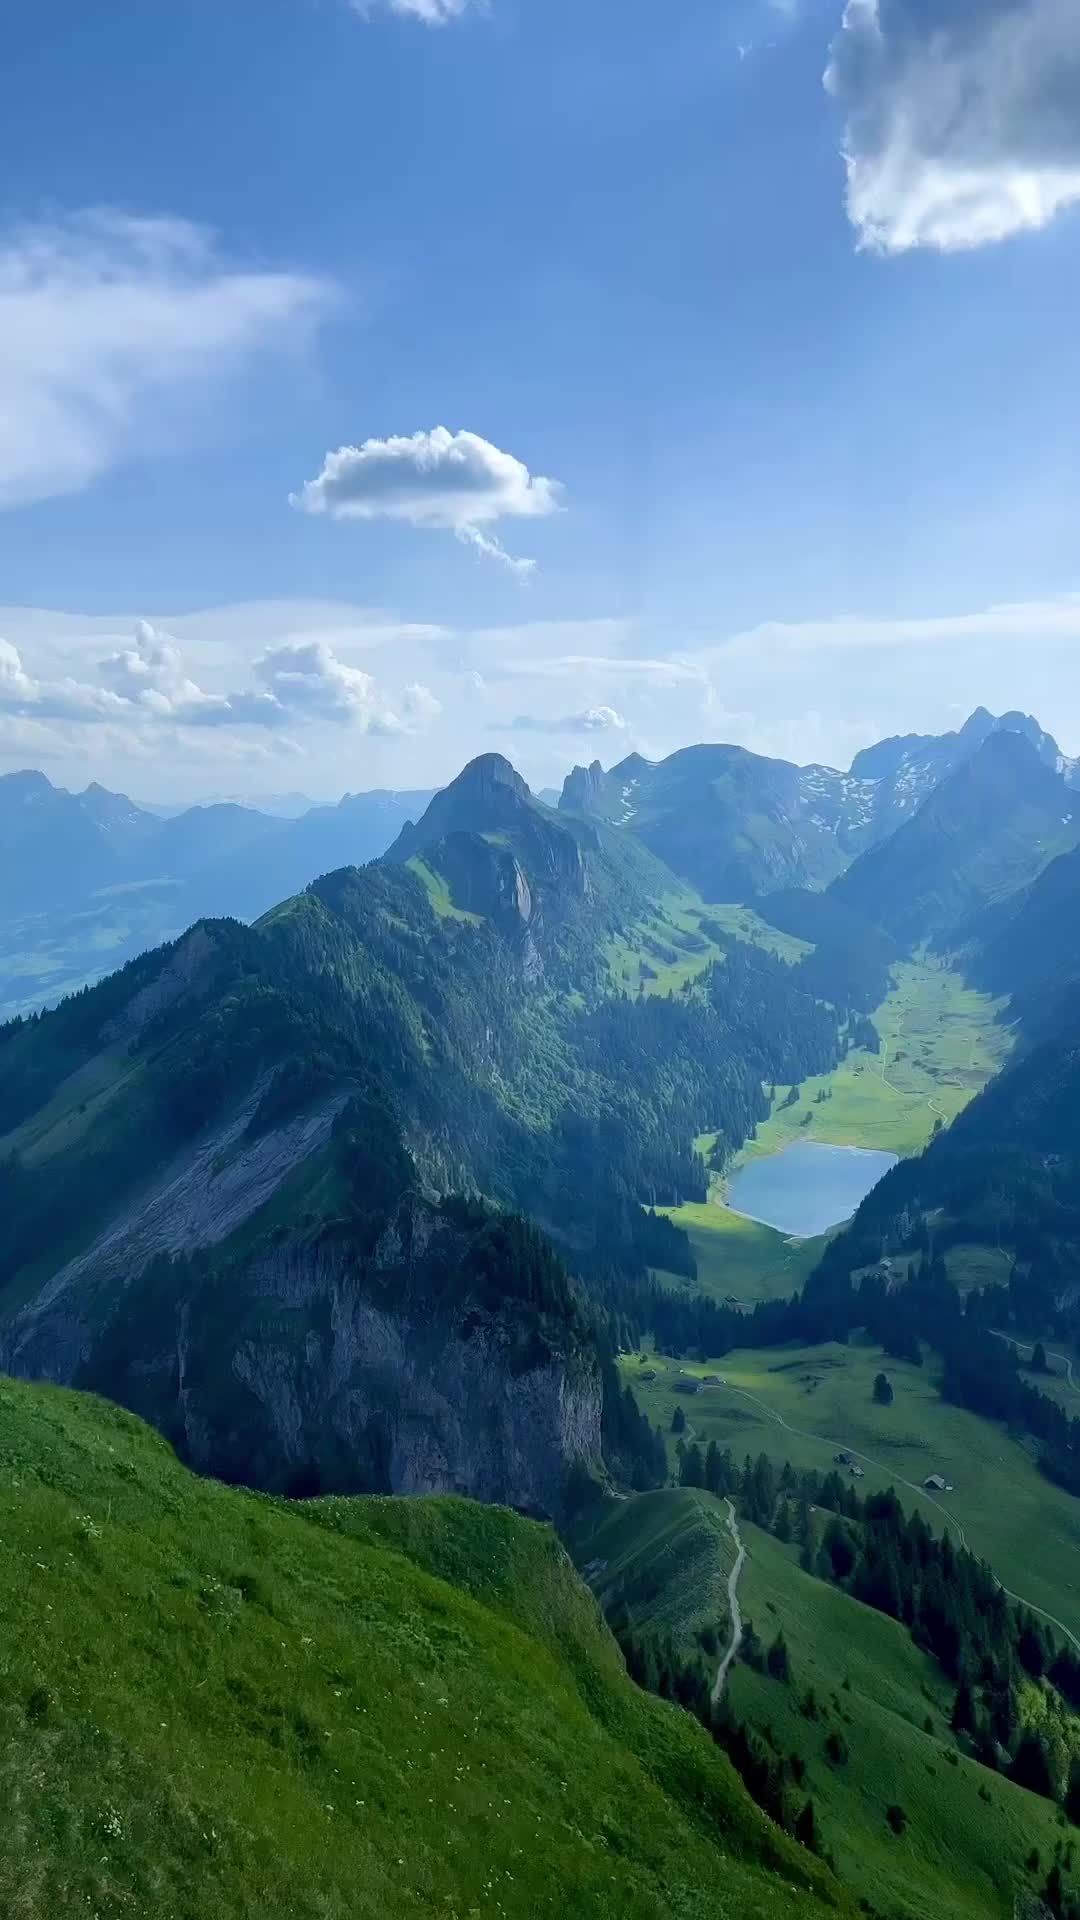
[0, 623, 438, 740]
[0, 210, 329, 510]
[497, 706, 630, 736]
[826, 0, 1080, 253]
[291, 426, 562, 574]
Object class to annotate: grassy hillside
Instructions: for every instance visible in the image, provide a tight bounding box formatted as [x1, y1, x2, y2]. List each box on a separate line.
[573, 1490, 1073, 1918]
[728, 1525, 1069, 1920]
[622, 1340, 1080, 1640]
[569, 1488, 738, 1652]
[654, 1199, 827, 1306]
[0, 1374, 852, 1920]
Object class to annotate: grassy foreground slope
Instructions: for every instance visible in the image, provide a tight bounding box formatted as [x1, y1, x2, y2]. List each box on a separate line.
[0, 1376, 850, 1920]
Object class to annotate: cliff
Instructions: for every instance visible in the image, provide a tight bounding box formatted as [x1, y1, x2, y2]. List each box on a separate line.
[66, 1194, 602, 1519]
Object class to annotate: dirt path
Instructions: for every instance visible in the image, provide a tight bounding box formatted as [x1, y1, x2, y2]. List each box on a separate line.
[711, 1498, 748, 1704]
[715, 1382, 1080, 1655]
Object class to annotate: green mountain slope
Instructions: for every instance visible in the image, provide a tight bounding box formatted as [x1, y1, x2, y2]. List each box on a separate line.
[830, 730, 1079, 948]
[0, 1374, 848, 1920]
[0, 754, 847, 1506]
[573, 1487, 1076, 1920]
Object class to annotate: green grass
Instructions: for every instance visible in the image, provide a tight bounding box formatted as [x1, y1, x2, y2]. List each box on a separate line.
[605, 892, 728, 998]
[944, 1243, 1016, 1294]
[570, 1489, 738, 1654]
[0, 1374, 852, 1920]
[654, 1201, 828, 1306]
[573, 1487, 1072, 1917]
[693, 903, 814, 966]
[0, 1045, 145, 1169]
[621, 1339, 1080, 1642]
[728, 1525, 1068, 1920]
[743, 961, 1010, 1165]
[406, 856, 484, 923]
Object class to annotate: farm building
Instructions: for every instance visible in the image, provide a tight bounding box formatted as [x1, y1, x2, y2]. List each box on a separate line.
[923, 1475, 948, 1492]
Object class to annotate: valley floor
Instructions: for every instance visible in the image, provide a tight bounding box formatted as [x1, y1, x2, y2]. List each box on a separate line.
[656, 957, 1012, 1306]
[621, 1337, 1080, 1644]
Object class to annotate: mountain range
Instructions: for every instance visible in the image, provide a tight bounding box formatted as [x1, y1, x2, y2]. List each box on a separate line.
[0, 769, 433, 1018]
[6, 704, 1080, 1917]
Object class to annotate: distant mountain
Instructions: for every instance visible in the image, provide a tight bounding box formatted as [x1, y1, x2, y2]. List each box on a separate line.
[848, 705, 1075, 826]
[0, 769, 159, 915]
[559, 709, 1075, 907]
[829, 730, 1080, 947]
[0, 770, 434, 1017]
[141, 788, 320, 819]
[560, 744, 869, 899]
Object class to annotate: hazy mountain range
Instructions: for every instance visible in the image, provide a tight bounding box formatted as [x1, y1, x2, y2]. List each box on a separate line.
[3, 706, 1072, 1021]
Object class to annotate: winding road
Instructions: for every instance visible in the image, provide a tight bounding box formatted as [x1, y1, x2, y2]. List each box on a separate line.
[714, 1380, 1080, 1656]
[711, 1497, 748, 1704]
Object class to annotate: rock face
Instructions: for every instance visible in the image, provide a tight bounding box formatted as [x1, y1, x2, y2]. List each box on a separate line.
[51, 1197, 602, 1521]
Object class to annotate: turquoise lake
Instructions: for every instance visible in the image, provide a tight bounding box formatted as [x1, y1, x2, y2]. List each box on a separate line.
[726, 1140, 899, 1239]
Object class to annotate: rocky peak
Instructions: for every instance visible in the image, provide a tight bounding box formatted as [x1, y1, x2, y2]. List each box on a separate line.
[560, 760, 608, 814]
[0, 768, 55, 807]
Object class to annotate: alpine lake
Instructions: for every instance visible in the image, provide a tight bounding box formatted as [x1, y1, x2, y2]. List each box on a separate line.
[725, 1139, 899, 1240]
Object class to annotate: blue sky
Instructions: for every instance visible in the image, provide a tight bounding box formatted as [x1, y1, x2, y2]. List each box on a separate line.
[3, 0, 1080, 798]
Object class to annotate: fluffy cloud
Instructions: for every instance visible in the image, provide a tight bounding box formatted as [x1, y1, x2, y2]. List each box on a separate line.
[498, 706, 630, 736]
[0, 623, 438, 739]
[825, 0, 1080, 253]
[291, 427, 562, 575]
[0, 210, 329, 509]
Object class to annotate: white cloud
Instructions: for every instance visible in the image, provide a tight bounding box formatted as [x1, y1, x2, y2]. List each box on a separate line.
[254, 638, 423, 733]
[493, 654, 705, 687]
[291, 426, 563, 574]
[0, 210, 330, 510]
[0, 623, 438, 741]
[351, 0, 480, 22]
[719, 594, 1080, 656]
[497, 706, 630, 736]
[826, 0, 1080, 253]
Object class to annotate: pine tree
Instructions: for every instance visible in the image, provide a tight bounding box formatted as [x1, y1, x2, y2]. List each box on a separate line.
[671, 1405, 687, 1434]
[1066, 1757, 1080, 1828]
[950, 1679, 975, 1735]
[766, 1633, 791, 1684]
[795, 1799, 818, 1853]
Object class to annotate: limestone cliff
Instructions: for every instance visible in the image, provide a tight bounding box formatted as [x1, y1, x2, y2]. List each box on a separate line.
[66, 1195, 602, 1520]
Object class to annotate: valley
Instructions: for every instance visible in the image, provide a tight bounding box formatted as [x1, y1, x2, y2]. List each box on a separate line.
[657, 955, 1012, 1305]
[5, 712, 1080, 1920]
[621, 1340, 1080, 1641]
